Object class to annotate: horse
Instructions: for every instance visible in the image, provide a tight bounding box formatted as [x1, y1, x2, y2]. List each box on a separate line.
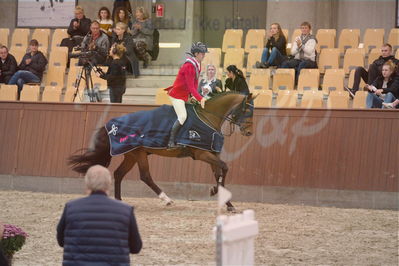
[68, 92, 254, 212]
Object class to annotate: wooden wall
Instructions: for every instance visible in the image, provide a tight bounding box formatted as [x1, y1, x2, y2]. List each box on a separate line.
[0, 102, 398, 193]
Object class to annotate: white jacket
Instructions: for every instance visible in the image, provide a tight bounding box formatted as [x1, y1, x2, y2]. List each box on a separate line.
[291, 35, 316, 62]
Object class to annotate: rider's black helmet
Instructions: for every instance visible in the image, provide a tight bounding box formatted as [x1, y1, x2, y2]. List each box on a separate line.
[190, 42, 208, 54]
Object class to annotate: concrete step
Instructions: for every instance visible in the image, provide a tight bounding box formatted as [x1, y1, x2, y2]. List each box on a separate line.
[123, 95, 155, 105]
[125, 87, 159, 96]
[126, 75, 174, 88]
[139, 66, 179, 76]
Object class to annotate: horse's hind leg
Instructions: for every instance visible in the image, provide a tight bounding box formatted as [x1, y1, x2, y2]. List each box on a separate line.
[136, 150, 173, 205]
[114, 153, 137, 200]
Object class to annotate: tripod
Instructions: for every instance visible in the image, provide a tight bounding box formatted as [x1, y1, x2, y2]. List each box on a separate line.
[72, 60, 103, 102]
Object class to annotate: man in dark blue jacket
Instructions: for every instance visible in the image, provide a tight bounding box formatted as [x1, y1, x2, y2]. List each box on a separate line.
[56, 165, 142, 266]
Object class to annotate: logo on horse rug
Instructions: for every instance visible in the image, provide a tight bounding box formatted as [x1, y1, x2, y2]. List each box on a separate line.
[105, 104, 224, 156]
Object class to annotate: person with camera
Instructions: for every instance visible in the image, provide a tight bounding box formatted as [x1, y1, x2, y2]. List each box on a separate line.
[80, 21, 110, 65]
[8, 39, 47, 99]
[111, 22, 140, 78]
[0, 46, 17, 84]
[99, 44, 127, 103]
[61, 6, 91, 53]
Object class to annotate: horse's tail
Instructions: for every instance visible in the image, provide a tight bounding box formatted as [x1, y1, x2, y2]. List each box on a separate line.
[68, 127, 112, 174]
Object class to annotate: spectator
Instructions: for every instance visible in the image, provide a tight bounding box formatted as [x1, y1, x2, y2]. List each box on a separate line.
[81, 21, 110, 65]
[347, 43, 399, 95]
[382, 98, 399, 109]
[0, 46, 17, 84]
[225, 65, 250, 95]
[8, 39, 47, 99]
[61, 6, 91, 53]
[112, 0, 132, 21]
[365, 60, 398, 108]
[256, 23, 287, 68]
[111, 22, 140, 78]
[198, 64, 222, 98]
[100, 44, 127, 103]
[96, 7, 113, 38]
[56, 165, 142, 265]
[280, 21, 317, 83]
[114, 6, 132, 31]
[131, 6, 154, 68]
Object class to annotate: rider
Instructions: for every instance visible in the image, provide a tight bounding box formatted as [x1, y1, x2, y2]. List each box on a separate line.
[165, 42, 208, 148]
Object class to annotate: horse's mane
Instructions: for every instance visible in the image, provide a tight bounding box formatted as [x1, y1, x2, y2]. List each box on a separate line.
[206, 91, 243, 103]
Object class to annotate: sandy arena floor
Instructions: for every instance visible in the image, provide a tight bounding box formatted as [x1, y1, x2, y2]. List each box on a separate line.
[1, 191, 398, 265]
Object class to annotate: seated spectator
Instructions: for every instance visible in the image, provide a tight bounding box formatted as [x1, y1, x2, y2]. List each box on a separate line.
[0, 46, 17, 84]
[198, 64, 222, 98]
[366, 60, 398, 108]
[256, 23, 287, 68]
[114, 6, 132, 31]
[112, 0, 132, 21]
[225, 65, 249, 95]
[56, 165, 142, 265]
[81, 21, 110, 65]
[280, 21, 317, 83]
[8, 39, 47, 99]
[111, 22, 140, 78]
[348, 43, 399, 95]
[61, 6, 91, 53]
[131, 7, 154, 68]
[96, 7, 113, 38]
[383, 98, 399, 109]
[100, 44, 127, 103]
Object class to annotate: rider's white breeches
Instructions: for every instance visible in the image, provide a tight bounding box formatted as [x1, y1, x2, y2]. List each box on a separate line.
[169, 97, 187, 125]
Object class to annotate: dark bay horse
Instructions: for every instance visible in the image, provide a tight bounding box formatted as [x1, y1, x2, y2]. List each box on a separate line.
[68, 92, 254, 212]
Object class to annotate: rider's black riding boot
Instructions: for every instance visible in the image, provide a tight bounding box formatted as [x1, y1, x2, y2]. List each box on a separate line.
[168, 120, 182, 148]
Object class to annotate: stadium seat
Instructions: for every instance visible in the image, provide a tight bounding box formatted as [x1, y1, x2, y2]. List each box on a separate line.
[48, 47, 68, 68]
[223, 48, 244, 70]
[66, 66, 83, 89]
[316, 31, 335, 53]
[0, 28, 10, 47]
[44, 66, 65, 87]
[352, 91, 368, 109]
[316, 29, 337, 38]
[348, 68, 366, 90]
[201, 48, 222, 70]
[42, 86, 62, 102]
[248, 69, 270, 91]
[300, 90, 324, 108]
[297, 69, 320, 93]
[51, 29, 69, 48]
[11, 28, 30, 49]
[290, 29, 302, 43]
[253, 90, 273, 108]
[343, 48, 365, 75]
[367, 48, 380, 67]
[246, 48, 263, 74]
[338, 29, 360, 53]
[0, 84, 18, 101]
[281, 29, 289, 41]
[272, 71, 295, 92]
[318, 48, 340, 74]
[244, 29, 265, 52]
[155, 88, 171, 105]
[388, 28, 399, 51]
[9, 46, 27, 64]
[275, 90, 297, 108]
[32, 28, 50, 51]
[64, 86, 83, 102]
[396, 49, 399, 59]
[327, 91, 349, 108]
[322, 69, 345, 94]
[222, 29, 243, 52]
[20, 84, 40, 101]
[362, 28, 384, 52]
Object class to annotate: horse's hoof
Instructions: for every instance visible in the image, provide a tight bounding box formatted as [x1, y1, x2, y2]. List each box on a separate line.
[166, 200, 174, 206]
[210, 186, 218, 196]
[227, 206, 237, 213]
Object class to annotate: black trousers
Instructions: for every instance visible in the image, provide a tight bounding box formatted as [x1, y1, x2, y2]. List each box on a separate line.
[110, 87, 125, 103]
[352, 64, 380, 91]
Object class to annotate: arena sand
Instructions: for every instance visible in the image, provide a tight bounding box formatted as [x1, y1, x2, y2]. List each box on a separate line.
[1, 191, 398, 265]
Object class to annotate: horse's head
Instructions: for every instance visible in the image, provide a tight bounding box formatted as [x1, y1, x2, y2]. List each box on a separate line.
[231, 93, 255, 136]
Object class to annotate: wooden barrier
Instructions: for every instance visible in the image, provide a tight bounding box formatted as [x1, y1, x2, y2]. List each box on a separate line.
[0, 102, 398, 195]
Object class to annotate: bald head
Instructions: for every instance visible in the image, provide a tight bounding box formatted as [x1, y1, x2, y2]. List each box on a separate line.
[85, 165, 112, 193]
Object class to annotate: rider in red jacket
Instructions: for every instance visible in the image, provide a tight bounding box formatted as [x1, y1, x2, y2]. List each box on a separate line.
[165, 42, 208, 148]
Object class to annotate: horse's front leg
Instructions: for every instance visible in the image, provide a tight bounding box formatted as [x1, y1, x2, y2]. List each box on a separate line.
[136, 149, 173, 206]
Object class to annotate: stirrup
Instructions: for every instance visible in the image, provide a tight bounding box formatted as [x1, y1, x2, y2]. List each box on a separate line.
[167, 142, 181, 149]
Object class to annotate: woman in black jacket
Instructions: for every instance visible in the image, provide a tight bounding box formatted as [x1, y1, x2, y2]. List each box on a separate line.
[366, 60, 398, 108]
[256, 23, 287, 68]
[225, 65, 249, 95]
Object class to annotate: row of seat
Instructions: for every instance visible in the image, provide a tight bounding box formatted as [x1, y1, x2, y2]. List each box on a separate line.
[223, 28, 399, 53]
[154, 87, 369, 109]
[202, 47, 399, 76]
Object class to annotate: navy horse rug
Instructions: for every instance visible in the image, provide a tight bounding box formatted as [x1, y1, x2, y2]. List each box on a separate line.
[105, 104, 224, 156]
